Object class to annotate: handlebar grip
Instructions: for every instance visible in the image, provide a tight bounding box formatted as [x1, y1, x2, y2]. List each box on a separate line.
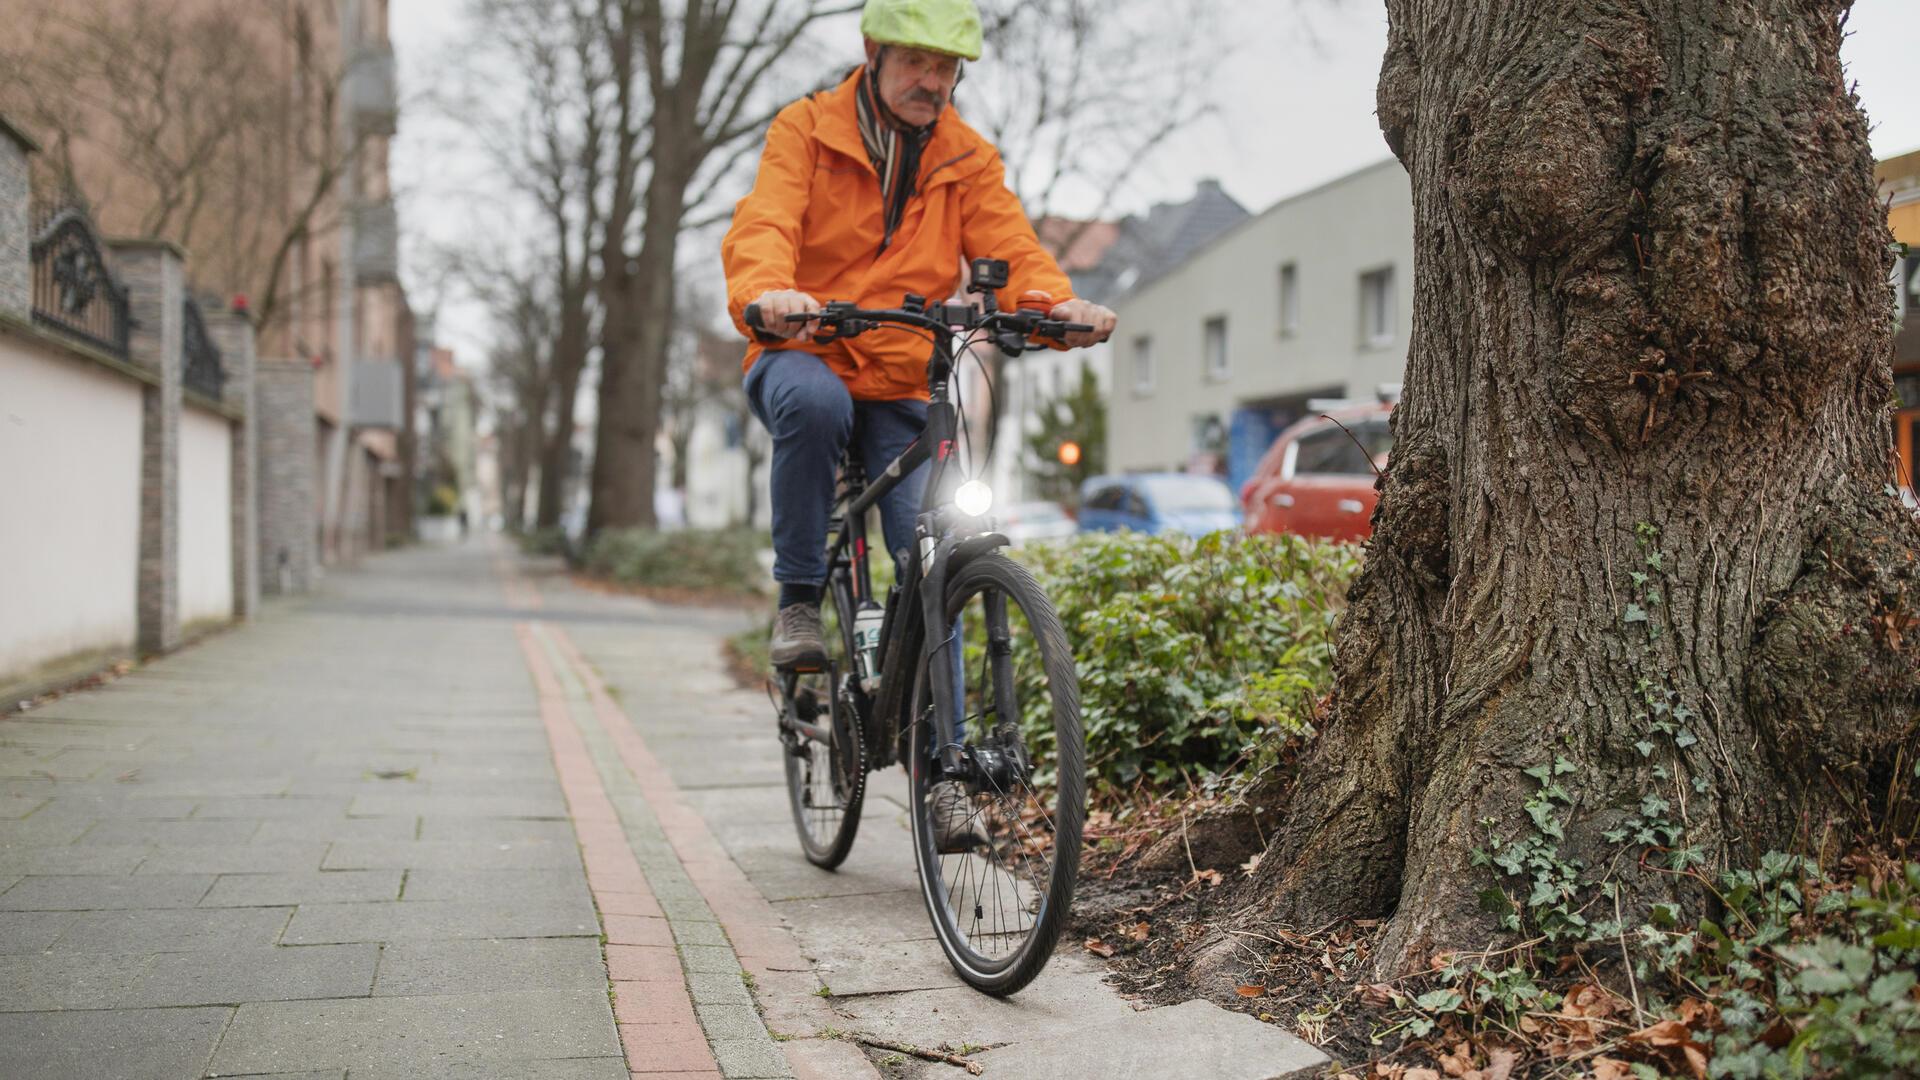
[743, 303, 766, 331]
[1061, 322, 1094, 334]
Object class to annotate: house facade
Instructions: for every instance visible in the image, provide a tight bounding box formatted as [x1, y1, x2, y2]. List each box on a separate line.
[1105, 160, 1413, 494]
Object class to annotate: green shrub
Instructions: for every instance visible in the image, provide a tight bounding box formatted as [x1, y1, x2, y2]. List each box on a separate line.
[583, 527, 769, 595]
[516, 526, 568, 556]
[1012, 530, 1360, 791]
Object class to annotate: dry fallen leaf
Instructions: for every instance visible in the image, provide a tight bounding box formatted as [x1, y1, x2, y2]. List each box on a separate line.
[1590, 1058, 1632, 1080]
[1234, 984, 1266, 998]
[1485, 1047, 1518, 1080]
[1083, 938, 1115, 959]
[1361, 982, 1399, 1008]
[1626, 1019, 1694, 1048]
[1404, 1069, 1442, 1080]
[1193, 868, 1224, 887]
[1437, 1042, 1473, 1077]
[1240, 852, 1263, 876]
[1126, 921, 1150, 942]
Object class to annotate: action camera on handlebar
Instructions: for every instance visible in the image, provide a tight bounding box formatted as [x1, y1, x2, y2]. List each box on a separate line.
[968, 258, 1009, 294]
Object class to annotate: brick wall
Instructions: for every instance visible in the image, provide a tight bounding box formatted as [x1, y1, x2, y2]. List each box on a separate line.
[257, 360, 318, 594]
[0, 119, 35, 321]
[113, 240, 185, 655]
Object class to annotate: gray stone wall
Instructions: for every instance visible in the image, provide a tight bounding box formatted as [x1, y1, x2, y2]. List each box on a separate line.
[113, 241, 185, 654]
[0, 118, 36, 321]
[257, 360, 318, 594]
[204, 305, 260, 618]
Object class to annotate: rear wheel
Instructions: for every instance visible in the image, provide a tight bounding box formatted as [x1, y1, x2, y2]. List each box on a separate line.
[907, 554, 1085, 996]
[779, 584, 864, 868]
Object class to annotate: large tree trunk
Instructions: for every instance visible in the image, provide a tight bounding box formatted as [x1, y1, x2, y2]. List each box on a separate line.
[536, 300, 589, 530]
[587, 154, 687, 534]
[1227, 0, 1920, 978]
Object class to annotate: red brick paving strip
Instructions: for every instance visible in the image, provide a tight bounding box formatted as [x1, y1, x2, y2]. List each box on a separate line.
[545, 625, 871, 1076]
[516, 623, 719, 1078]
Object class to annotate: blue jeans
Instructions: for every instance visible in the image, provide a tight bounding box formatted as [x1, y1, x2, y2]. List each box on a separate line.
[746, 351, 929, 587]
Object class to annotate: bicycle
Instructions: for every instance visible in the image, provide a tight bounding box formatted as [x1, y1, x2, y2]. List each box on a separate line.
[743, 258, 1091, 996]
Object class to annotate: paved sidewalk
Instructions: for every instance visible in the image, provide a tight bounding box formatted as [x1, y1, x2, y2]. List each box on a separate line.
[1, 539, 1323, 1080]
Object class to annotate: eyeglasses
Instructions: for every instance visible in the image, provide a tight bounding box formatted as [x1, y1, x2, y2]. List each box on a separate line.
[891, 47, 963, 83]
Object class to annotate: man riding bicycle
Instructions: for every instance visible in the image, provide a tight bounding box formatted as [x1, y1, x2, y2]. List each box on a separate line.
[723, 0, 1117, 672]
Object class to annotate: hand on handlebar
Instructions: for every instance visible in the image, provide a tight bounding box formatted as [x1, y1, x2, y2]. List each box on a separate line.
[746, 289, 822, 342]
[1048, 299, 1116, 349]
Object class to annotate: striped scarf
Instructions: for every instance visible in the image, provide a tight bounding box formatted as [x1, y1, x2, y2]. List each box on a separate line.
[854, 61, 934, 253]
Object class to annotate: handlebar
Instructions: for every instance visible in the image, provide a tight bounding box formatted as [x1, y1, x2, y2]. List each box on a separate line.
[744, 299, 1096, 348]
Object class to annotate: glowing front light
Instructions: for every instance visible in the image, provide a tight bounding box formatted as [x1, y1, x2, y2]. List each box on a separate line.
[954, 480, 994, 517]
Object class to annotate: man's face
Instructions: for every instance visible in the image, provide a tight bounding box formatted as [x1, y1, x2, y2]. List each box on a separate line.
[873, 45, 961, 127]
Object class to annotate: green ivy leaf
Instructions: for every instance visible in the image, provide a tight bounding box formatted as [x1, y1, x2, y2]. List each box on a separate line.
[1414, 987, 1462, 1012]
[1675, 729, 1698, 749]
[1868, 970, 1916, 1006]
[1634, 740, 1654, 758]
[1624, 604, 1649, 624]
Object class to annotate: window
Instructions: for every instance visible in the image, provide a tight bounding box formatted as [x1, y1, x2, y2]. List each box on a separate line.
[1204, 316, 1228, 380]
[1084, 485, 1126, 512]
[1278, 262, 1299, 336]
[1292, 421, 1392, 477]
[1132, 335, 1153, 394]
[1359, 267, 1395, 347]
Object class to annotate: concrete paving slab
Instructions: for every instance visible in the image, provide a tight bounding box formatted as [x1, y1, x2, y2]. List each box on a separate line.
[712, 1035, 791, 1079]
[0, 873, 215, 910]
[0, 911, 74, 953]
[200, 870, 404, 907]
[969, 998, 1329, 1080]
[0, 845, 148, 876]
[208, 990, 620, 1075]
[123, 944, 378, 1007]
[77, 817, 263, 846]
[399, 867, 592, 904]
[347, 793, 568, 819]
[252, 816, 419, 843]
[0, 951, 148, 1011]
[806, 938, 963, 998]
[133, 842, 329, 875]
[413, 817, 579, 844]
[348, 1060, 628, 1080]
[49, 906, 294, 952]
[0, 1006, 230, 1080]
[373, 937, 608, 995]
[323, 839, 579, 871]
[191, 795, 352, 819]
[782, 1037, 883, 1080]
[282, 898, 599, 944]
[827, 956, 1137, 1047]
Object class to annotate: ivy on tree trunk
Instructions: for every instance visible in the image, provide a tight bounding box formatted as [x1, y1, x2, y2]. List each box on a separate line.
[1223, 0, 1920, 978]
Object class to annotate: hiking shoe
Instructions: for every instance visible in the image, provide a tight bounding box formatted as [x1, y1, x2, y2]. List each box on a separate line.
[930, 780, 991, 854]
[770, 603, 827, 670]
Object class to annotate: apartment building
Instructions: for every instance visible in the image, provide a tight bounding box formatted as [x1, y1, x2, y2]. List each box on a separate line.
[1105, 160, 1413, 492]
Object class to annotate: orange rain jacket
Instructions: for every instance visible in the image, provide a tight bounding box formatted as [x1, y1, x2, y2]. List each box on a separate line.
[723, 67, 1075, 402]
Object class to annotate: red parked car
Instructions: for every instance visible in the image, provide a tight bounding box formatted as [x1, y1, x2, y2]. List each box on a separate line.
[1241, 404, 1393, 542]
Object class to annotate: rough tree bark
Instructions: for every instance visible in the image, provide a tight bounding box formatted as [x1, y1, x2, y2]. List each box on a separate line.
[1222, 0, 1920, 978]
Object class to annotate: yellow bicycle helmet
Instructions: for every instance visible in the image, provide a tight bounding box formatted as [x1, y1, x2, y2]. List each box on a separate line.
[860, 0, 982, 61]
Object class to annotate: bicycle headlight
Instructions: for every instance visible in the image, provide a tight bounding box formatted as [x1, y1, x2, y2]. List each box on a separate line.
[953, 480, 994, 517]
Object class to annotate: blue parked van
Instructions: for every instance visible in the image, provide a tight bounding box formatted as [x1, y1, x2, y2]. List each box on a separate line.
[1076, 474, 1240, 536]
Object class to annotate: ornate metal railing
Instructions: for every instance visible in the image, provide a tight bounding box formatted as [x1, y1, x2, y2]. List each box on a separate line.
[29, 208, 132, 360]
[181, 296, 225, 401]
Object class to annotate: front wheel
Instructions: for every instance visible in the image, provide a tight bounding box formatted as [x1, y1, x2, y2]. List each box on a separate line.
[779, 585, 864, 869]
[907, 554, 1085, 996]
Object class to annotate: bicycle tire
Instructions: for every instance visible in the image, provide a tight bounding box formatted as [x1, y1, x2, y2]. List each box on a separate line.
[907, 553, 1085, 996]
[781, 585, 865, 869]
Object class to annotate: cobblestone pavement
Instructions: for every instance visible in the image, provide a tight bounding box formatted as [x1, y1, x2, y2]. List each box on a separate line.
[0, 539, 1324, 1080]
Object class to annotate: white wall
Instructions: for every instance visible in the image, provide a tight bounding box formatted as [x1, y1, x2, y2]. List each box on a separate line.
[179, 405, 234, 625]
[0, 334, 143, 676]
[1108, 160, 1415, 473]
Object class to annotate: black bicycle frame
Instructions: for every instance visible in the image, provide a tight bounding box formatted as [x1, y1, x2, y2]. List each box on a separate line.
[818, 334, 987, 779]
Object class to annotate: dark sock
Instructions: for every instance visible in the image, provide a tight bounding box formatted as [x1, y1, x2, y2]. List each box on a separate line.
[779, 583, 822, 609]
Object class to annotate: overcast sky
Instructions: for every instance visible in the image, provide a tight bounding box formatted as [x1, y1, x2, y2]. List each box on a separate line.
[392, 0, 1920, 365]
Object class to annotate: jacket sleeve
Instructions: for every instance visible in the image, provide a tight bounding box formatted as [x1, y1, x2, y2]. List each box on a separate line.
[958, 146, 1076, 313]
[722, 103, 817, 341]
